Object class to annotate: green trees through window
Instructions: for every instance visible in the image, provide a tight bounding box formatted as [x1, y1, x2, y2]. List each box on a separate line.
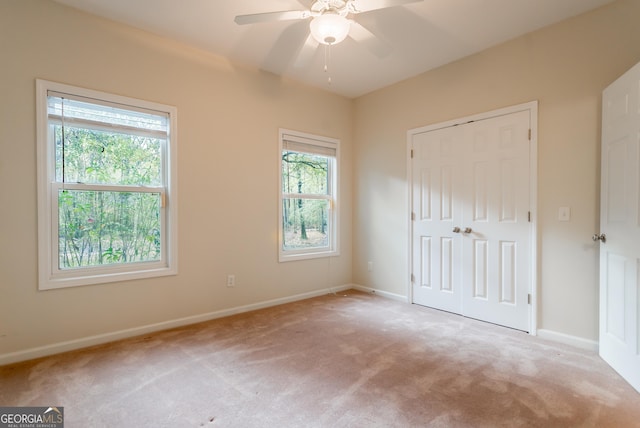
[281, 151, 330, 250]
[54, 126, 163, 269]
[57, 189, 161, 268]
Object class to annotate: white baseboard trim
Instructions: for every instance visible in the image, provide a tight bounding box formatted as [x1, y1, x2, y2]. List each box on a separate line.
[0, 284, 353, 367]
[351, 284, 408, 302]
[537, 329, 599, 352]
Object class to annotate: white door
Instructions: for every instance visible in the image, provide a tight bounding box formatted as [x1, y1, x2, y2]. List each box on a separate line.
[460, 112, 531, 331]
[411, 108, 532, 331]
[599, 61, 640, 393]
[411, 125, 464, 314]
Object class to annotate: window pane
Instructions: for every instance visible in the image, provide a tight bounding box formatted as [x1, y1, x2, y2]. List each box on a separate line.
[282, 198, 329, 250]
[281, 151, 329, 195]
[53, 125, 162, 186]
[58, 189, 161, 269]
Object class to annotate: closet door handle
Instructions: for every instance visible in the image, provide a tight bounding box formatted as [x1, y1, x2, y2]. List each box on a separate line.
[453, 227, 461, 233]
[463, 227, 472, 234]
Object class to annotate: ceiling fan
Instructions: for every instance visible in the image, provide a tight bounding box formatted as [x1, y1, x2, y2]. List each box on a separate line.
[234, 0, 424, 62]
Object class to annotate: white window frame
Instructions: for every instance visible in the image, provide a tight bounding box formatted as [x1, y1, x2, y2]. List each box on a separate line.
[278, 129, 339, 262]
[36, 79, 178, 290]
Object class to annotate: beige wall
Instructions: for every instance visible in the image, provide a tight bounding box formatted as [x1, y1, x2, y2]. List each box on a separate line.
[353, 0, 640, 341]
[0, 0, 353, 358]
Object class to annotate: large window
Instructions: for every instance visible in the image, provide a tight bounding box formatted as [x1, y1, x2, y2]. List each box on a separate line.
[36, 80, 177, 290]
[279, 129, 339, 262]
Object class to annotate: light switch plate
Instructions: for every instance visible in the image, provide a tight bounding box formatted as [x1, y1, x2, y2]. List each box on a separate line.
[559, 206, 571, 222]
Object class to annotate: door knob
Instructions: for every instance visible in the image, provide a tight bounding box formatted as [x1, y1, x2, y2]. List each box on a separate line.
[453, 227, 461, 233]
[592, 233, 606, 243]
[463, 227, 472, 234]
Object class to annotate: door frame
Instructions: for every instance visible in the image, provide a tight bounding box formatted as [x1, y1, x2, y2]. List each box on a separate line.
[406, 101, 538, 335]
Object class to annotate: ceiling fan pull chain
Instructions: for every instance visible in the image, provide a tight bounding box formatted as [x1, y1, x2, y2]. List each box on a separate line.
[324, 44, 329, 72]
[325, 44, 332, 85]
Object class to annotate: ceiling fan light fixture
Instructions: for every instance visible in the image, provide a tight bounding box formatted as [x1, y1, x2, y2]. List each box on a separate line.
[310, 13, 350, 45]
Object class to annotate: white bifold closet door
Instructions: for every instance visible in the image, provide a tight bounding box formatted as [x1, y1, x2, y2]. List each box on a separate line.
[411, 109, 532, 332]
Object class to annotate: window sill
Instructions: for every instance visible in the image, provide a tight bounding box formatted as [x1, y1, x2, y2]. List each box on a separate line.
[39, 265, 177, 291]
[278, 249, 339, 263]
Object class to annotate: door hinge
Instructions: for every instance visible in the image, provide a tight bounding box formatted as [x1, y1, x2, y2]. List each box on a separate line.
[528, 211, 531, 222]
[527, 294, 531, 305]
[411, 149, 414, 159]
[411, 274, 415, 283]
[528, 129, 532, 141]
[411, 212, 416, 221]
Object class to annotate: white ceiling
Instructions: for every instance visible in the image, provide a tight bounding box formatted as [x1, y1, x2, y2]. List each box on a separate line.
[52, 0, 614, 98]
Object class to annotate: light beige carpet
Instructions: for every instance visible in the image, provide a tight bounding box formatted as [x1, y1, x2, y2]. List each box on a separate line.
[1, 290, 639, 427]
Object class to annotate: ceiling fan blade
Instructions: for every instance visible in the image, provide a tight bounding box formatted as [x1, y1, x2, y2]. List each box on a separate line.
[261, 21, 311, 74]
[234, 10, 311, 26]
[348, 21, 392, 58]
[349, 0, 423, 14]
[293, 34, 319, 69]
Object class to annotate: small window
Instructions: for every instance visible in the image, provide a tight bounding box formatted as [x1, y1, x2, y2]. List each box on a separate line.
[36, 80, 178, 289]
[279, 129, 339, 262]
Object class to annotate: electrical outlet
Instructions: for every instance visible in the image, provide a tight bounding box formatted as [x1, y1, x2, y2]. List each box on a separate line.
[367, 261, 373, 272]
[226, 274, 235, 287]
